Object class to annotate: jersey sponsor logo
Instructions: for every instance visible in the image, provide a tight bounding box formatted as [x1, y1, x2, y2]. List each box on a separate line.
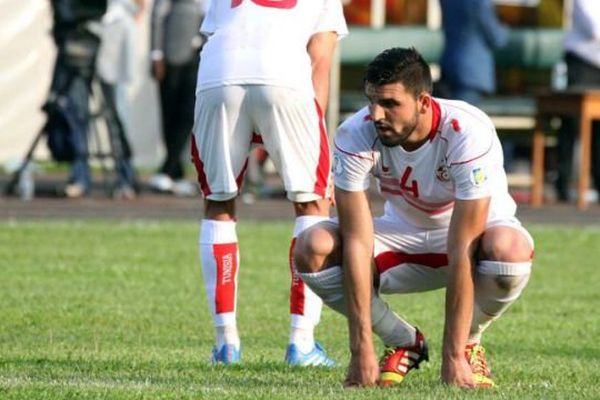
[471, 166, 487, 186]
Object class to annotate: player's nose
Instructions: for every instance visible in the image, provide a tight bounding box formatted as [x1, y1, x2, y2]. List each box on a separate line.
[369, 103, 384, 120]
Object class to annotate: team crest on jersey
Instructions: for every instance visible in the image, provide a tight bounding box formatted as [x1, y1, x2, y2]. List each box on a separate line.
[471, 167, 487, 186]
[436, 163, 450, 181]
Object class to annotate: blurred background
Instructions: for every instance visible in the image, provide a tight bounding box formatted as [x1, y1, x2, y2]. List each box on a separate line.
[1, 0, 589, 204]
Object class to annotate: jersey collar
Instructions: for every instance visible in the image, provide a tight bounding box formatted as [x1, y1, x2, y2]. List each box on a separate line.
[428, 98, 441, 142]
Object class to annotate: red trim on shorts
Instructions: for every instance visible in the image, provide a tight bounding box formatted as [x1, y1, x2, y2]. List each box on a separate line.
[251, 132, 264, 144]
[374, 251, 448, 274]
[288, 238, 305, 315]
[213, 243, 238, 313]
[236, 158, 249, 193]
[191, 134, 211, 196]
[313, 100, 330, 197]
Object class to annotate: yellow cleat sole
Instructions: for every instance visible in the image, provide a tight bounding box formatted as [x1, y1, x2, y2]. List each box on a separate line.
[474, 373, 496, 389]
[378, 371, 405, 387]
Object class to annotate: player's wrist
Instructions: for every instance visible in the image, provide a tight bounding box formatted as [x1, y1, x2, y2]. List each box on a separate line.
[150, 49, 164, 61]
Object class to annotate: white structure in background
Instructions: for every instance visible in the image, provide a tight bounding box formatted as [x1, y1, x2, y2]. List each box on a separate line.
[0, 0, 55, 164]
[0, 0, 163, 169]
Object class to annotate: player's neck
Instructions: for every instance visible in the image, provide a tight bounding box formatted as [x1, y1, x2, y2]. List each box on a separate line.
[402, 107, 433, 152]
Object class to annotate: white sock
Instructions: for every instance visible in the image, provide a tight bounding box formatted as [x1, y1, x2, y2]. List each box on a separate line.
[371, 299, 416, 348]
[289, 215, 328, 352]
[199, 219, 240, 348]
[469, 260, 532, 344]
[216, 325, 240, 350]
[299, 266, 415, 347]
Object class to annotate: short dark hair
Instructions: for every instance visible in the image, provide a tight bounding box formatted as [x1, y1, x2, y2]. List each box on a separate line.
[364, 47, 432, 98]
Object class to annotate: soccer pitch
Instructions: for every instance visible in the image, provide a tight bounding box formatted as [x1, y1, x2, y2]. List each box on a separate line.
[1, 221, 599, 399]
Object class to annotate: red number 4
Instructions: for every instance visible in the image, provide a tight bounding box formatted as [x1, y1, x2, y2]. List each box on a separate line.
[232, 0, 297, 9]
[400, 166, 419, 198]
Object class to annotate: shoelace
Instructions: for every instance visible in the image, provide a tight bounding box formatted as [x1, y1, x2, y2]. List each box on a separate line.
[379, 347, 400, 367]
[466, 345, 489, 376]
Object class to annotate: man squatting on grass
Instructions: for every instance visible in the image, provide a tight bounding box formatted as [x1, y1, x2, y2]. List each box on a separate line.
[294, 47, 535, 388]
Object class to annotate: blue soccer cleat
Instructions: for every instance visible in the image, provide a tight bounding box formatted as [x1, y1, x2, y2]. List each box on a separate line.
[285, 342, 336, 367]
[211, 344, 241, 365]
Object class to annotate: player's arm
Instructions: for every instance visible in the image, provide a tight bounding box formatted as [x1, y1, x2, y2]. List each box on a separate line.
[442, 196, 490, 388]
[307, 31, 338, 113]
[150, 0, 170, 81]
[335, 186, 379, 387]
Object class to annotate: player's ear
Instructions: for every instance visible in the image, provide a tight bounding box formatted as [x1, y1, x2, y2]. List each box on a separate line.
[417, 92, 431, 114]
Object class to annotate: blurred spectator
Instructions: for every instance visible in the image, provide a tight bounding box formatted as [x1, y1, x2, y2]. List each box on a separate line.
[45, 0, 97, 197]
[46, 0, 140, 198]
[437, 0, 514, 172]
[93, 0, 144, 199]
[554, 0, 600, 202]
[438, 0, 509, 105]
[342, 0, 426, 26]
[149, 0, 207, 196]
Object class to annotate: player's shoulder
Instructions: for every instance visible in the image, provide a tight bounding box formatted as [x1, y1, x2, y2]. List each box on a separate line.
[335, 107, 377, 153]
[435, 98, 496, 158]
[437, 98, 495, 137]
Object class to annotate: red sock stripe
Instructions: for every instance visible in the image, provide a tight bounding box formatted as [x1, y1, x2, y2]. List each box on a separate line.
[313, 100, 330, 197]
[289, 238, 305, 315]
[213, 243, 238, 313]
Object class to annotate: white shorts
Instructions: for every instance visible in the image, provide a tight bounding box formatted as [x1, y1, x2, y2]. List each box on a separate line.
[325, 215, 534, 295]
[192, 85, 331, 202]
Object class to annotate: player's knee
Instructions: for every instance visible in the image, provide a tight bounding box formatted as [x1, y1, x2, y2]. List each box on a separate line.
[479, 226, 533, 262]
[294, 226, 338, 273]
[293, 199, 330, 217]
[204, 199, 236, 220]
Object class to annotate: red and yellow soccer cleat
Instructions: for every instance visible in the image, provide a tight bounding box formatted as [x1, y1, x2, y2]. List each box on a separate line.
[465, 343, 495, 388]
[378, 329, 429, 386]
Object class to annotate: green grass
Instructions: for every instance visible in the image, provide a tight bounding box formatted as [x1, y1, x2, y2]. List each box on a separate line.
[1, 221, 599, 399]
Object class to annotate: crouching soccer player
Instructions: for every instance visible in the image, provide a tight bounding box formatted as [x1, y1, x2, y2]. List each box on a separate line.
[294, 47, 534, 388]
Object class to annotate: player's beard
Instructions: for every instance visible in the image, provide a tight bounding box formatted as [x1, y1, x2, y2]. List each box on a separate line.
[376, 109, 419, 148]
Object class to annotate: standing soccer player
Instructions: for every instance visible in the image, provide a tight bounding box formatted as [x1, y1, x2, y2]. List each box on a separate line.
[294, 47, 534, 387]
[193, 0, 348, 365]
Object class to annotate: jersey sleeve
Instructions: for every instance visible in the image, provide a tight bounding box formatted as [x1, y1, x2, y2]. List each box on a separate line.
[447, 121, 497, 200]
[333, 112, 375, 192]
[314, 0, 349, 38]
[200, 0, 217, 35]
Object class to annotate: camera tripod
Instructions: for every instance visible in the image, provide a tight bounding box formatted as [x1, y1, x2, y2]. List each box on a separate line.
[4, 26, 136, 198]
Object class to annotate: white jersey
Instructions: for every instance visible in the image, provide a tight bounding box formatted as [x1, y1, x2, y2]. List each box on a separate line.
[198, 0, 348, 94]
[333, 98, 517, 230]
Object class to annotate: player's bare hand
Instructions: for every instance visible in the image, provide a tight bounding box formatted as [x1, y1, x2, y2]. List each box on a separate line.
[441, 356, 475, 388]
[344, 352, 379, 388]
[152, 60, 166, 82]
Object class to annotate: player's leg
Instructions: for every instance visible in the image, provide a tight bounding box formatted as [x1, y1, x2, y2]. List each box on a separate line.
[470, 220, 534, 344]
[286, 199, 333, 366]
[192, 86, 253, 364]
[251, 86, 333, 366]
[294, 217, 430, 379]
[452, 218, 534, 388]
[369, 217, 450, 385]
